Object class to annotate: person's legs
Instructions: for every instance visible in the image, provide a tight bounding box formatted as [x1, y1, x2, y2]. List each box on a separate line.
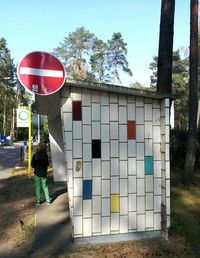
[41, 177, 51, 202]
[34, 175, 41, 203]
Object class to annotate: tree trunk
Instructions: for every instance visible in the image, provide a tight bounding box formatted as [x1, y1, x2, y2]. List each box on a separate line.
[157, 0, 175, 95]
[184, 0, 199, 185]
[3, 95, 7, 136]
[10, 108, 15, 144]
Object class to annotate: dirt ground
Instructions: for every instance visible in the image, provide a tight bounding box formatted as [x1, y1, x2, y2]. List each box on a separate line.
[0, 169, 35, 258]
[0, 168, 198, 258]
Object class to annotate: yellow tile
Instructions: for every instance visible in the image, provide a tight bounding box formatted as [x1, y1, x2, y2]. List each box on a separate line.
[111, 194, 120, 212]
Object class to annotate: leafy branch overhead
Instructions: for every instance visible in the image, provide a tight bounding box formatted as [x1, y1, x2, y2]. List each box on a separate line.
[53, 27, 132, 84]
[150, 49, 189, 130]
[0, 37, 30, 136]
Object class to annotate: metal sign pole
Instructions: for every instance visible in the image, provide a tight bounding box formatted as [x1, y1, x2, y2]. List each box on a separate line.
[28, 105, 32, 177]
[37, 114, 40, 143]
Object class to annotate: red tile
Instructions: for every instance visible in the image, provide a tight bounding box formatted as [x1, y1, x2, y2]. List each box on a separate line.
[128, 120, 136, 139]
[73, 101, 82, 121]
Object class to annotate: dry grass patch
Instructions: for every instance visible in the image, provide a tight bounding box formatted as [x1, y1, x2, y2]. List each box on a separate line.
[0, 168, 35, 256]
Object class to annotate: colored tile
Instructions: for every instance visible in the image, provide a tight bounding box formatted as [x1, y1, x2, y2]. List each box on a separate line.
[145, 156, 153, 175]
[83, 180, 92, 200]
[128, 121, 136, 139]
[73, 101, 82, 121]
[111, 194, 120, 212]
[92, 139, 101, 158]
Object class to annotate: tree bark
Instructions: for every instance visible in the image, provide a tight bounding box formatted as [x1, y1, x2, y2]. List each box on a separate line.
[3, 95, 7, 136]
[157, 0, 175, 95]
[10, 107, 15, 144]
[184, 0, 199, 185]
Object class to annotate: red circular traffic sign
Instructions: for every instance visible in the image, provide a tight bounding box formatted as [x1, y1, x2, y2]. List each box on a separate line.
[17, 51, 65, 95]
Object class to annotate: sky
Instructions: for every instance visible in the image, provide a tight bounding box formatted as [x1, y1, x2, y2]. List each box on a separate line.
[1, 0, 190, 87]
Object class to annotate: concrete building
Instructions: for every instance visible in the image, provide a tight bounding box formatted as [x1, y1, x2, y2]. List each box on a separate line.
[36, 80, 170, 243]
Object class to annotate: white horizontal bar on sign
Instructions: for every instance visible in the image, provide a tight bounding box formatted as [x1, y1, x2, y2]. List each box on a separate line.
[20, 67, 63, 78]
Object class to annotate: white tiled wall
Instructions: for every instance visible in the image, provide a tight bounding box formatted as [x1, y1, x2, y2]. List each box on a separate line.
[60, 85, 170, 239]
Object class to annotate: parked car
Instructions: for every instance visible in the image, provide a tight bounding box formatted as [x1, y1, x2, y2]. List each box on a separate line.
[0, 138, 11, 146]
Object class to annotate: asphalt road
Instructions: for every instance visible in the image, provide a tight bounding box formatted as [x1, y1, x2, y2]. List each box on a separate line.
[0, 143, 24, 180]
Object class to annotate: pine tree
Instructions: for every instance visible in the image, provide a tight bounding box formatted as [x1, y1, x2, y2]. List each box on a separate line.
[184, 0, 199, 185]
[107, 32, 132, 85]
[53, 28, 132, 84]
[0, 38, 16, 136]
[53, 27, 95, 80]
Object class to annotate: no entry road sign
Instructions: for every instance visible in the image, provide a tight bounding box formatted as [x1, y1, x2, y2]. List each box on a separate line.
[17, 51, 65, 95]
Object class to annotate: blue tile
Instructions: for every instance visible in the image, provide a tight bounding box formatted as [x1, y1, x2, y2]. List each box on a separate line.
[83, 180, 92, 200]
[145, 156, 153, 175]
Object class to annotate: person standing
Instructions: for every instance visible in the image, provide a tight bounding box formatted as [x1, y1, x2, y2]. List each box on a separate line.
[31, 142, 52, 205]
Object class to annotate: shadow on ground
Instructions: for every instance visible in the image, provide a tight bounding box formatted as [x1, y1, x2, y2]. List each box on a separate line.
[0, 168, 200, 258]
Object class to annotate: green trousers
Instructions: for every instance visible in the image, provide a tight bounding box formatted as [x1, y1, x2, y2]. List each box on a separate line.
[34, 175, 51, 202]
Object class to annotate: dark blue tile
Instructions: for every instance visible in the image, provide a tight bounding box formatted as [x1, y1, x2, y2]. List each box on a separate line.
[83, 180, 92, 200]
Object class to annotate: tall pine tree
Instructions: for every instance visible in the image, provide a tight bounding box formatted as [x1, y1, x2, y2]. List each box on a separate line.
[184, 0, 199, 185]
[0, 38, 16, 136]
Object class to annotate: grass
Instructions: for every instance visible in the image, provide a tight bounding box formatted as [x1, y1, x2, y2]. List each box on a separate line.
[0, 166, 36, 258]
[0, 165, 200, 257]
[170, 167, 200, 257]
